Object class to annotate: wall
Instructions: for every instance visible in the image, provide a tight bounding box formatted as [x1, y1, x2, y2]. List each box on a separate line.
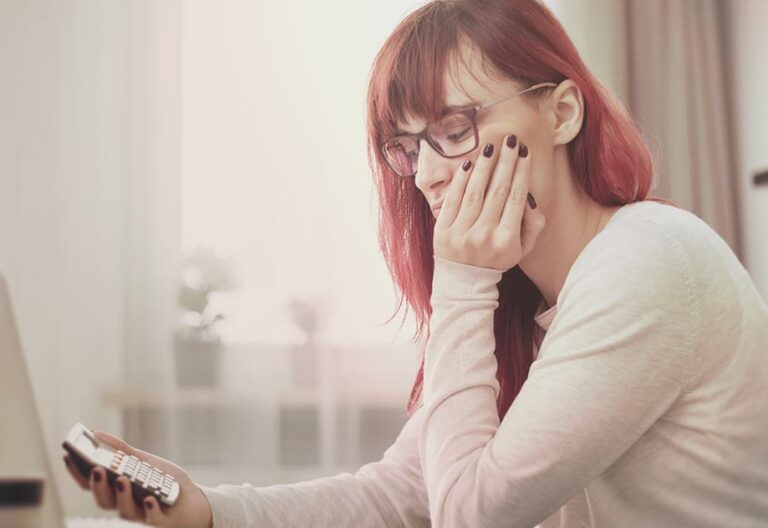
[0, 0, 181, 516]
[723, 0, 768, 295]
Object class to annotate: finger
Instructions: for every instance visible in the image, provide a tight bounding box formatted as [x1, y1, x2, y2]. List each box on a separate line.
[520, 191, 546, 257]
[94, 431, 176, 478]
[435, 158, 472, 228]
[94, 431, 163, 470]
[452, 141, 498, 230]
[498, 143, 531, 231]
[90, 467, 117, 510]
[115, 476, 146, 522]
[63, 455, 90, 490]
[143, 495, 169, 527]
[477, 134, 520, 226]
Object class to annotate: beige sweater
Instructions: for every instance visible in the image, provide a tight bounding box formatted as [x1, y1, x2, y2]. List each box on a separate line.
[199, 201, 768, 527]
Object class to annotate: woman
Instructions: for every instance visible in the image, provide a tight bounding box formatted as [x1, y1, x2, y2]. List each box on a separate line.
[64, 0, 768, 526]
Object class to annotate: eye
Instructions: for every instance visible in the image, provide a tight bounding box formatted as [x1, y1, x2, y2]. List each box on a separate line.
[446, 127, 472, 142]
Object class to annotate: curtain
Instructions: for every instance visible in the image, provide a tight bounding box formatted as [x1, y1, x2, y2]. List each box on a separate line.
[550, 0, 742, 258]
[626, 0, 742, 256]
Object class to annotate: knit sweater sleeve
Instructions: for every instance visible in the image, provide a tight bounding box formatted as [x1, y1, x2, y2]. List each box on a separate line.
[197, 405, 430, 528]
[418, 224, 700, 527]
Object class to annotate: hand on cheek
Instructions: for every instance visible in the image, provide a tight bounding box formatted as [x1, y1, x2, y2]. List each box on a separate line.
[433, 134, 546, 271]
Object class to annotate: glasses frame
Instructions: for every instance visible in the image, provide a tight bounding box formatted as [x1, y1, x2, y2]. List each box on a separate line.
[380, 81, 559, 177]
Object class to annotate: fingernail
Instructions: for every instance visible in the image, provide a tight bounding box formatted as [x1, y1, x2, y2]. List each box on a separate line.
[461, 159, 472, 171]
[519, 144, 529, 158]
[527, 192, 537, 209]
[93, 471, 102, 483]
[145, 499, 153, 510]
[63, 456, 69, 466]
[482, 143, 494, 158]
[506, 134, 517, 149]
[116, 480, 124, 492]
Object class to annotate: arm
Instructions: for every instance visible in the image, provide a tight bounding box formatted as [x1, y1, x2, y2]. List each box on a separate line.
[418, 228, 701, 527]
[198, 406, 430, 528]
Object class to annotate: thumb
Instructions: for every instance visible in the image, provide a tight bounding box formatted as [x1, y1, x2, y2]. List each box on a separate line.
[93, 431, 152, 460]
[93, 430, 186, 482]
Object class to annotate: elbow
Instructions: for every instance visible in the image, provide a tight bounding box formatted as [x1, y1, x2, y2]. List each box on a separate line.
[429, 465, 487, 528]
[429, 480, 469, 528]
[429, 454, 530, 528]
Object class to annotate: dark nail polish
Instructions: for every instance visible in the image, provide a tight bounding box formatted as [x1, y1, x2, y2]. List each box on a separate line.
[145, 500, 153, 510]
[519, 144, 529, 158]
[93, 471, 102, 482]
[116, 480, 124, 492]
[462, 159, 472, 171]
[527, 192, 537, 209]
[506, 134, 517, 149]
[482, 143, 494, 158]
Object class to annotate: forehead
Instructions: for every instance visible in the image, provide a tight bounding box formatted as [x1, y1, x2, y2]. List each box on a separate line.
[396, 41, 520, 134]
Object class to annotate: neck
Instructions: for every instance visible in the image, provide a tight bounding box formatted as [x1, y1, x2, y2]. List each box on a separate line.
[519, 167, 617, 310]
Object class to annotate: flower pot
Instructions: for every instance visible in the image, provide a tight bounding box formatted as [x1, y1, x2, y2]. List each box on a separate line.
[289, 341, 319, 387]
[173, 332, 222, 387]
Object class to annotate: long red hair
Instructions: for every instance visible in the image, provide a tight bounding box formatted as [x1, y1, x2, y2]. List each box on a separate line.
[365, 0, 675, 419]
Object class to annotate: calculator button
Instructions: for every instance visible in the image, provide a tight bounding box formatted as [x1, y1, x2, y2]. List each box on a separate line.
[125, 459, 139, 478]
[137, 463, 150, 484]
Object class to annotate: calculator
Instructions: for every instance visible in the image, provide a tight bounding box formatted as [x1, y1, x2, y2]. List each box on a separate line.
[62, 422, 180, 508]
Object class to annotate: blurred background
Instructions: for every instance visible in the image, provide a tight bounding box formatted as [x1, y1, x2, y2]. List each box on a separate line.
[0, 0, 766, 519]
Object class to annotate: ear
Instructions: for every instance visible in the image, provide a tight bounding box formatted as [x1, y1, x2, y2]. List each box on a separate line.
[546, 79, 584, 146]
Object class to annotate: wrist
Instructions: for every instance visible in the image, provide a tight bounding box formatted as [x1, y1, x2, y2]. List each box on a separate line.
[194, 483, 214, 528]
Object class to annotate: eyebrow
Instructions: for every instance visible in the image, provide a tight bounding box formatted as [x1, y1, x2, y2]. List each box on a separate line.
[394, 102, 477, 136]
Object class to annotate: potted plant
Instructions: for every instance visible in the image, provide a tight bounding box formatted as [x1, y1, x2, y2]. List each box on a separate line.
[174, 247, 238, 387]
[287, 296, 325, 386]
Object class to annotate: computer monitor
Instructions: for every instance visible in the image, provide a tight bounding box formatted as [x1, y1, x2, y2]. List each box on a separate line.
[0, 272, 66, 528]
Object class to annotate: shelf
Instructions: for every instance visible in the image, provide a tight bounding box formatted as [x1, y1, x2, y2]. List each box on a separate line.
[106, 341, 415, 472]
[103, 388, 261, 408]
[103, 385, 407, 409]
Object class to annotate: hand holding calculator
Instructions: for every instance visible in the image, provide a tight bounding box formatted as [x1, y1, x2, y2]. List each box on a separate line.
[62, 422, 213, 528]
[62, 423, 180, 507]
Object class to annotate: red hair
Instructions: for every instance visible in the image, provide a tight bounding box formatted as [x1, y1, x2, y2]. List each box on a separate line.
[365, 0, 675, 419]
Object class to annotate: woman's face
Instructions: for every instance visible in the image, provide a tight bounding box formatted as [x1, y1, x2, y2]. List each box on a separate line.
[396, 45, 564, 220]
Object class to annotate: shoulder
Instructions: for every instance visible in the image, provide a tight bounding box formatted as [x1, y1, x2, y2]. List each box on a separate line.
[557, 201, 719, 323]
[606, 201, 714, 252]
[612, 200, 726, 256]
[568, 201, 724, 288]
[537, 202, 710, 390]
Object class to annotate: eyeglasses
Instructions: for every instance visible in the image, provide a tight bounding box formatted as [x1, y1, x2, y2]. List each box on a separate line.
[380, 82, 558, 178]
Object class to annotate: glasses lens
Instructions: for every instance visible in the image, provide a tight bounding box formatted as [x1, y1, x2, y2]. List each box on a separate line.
[381, 111, 477, 177]
[428, 112, 476, 157]
[382, 136, 419, 177]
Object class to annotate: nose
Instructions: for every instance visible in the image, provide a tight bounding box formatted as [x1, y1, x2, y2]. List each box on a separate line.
[414, 139, 456, 196]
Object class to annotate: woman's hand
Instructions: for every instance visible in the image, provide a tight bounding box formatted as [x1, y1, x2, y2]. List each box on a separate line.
[63, 431, 213, 528]
[433, 135, 546, 271]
